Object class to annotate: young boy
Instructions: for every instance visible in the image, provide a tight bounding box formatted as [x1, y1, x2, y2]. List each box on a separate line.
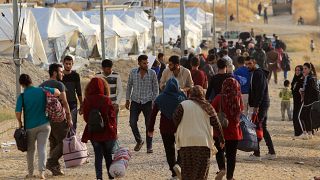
[279, 80, 293, 121]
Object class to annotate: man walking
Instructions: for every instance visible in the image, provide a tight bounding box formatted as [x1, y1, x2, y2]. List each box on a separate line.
[245, 57, 276, 161]
[160, 55, 193, 93]
[62, 55, 82, 131]
[264, 7, 268, 24]
[157, 53, 167, 82]
[126, 55, 159, 153]
[266, 47, 279, 84]
[40, 63, 72, 176]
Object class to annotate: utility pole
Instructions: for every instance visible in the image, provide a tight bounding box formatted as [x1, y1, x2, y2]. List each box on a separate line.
[13, 0, 21, 98]
[225, 0, 228, 31]
[151, 0, 156, 55]
[100, 0, 105, 60]
[237, 0, 239, 22]
[212, 0, 216, 47]
[161, 0, 165, 54]
[180, 0, 186, 56]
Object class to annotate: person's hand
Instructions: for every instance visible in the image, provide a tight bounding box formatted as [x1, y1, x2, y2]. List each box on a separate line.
[148, 131, 154, 137]
[18, 121, 22, 129]
[253, 107, 259, 114]
[220, 142, 225, 149]
[125, 100, 130, 110]
[67, 119, 73, 128]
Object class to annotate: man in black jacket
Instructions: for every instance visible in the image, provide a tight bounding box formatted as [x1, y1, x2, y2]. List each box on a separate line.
[245, 57, 276, 161]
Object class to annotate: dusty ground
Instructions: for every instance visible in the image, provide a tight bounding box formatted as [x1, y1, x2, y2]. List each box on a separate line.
[1, 8, 320, 180]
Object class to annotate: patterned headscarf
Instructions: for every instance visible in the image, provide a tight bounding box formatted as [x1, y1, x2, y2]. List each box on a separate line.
[189, 85, 216, 117]
[221, 78, 243, 118]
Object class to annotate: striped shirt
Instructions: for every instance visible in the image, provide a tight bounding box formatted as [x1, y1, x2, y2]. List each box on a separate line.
[96, 72, 123, 105]
[126, 68, 159, 104]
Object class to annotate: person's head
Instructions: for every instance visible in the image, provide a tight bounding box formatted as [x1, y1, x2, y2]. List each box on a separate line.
[244, 56, 256, 71]
[19, 74, 32, 88]
[49, 63, 63, 81]
[158, 53, 164, 61]
[242, 52, 249, 57]
[237, 56, 245, 65]
[207, 54, 216, 64]
[85, 77, 110, 98]
[303, 62, 317, 77]
[208, 48, 216, 55]
[191, 56, 200, 68]
[177, 35, 180, 39]
[217, 58, 227, 70]
[295, 65, 303, 76]
[184, 49, 188, 56]
[222, 77, 242, 117]
[63, 55, 74, 72]
[236, 49, 241, 55]
[221, 49, 228, 56]
[168, 55, 180, 71]
[101, 59, 113, 76]
[311, 40, 314, 43]
[163, 77, 181, 94]
[284, 80, 290, 87]
[138, 55, 149, 71]
[190, 85, 205, 100]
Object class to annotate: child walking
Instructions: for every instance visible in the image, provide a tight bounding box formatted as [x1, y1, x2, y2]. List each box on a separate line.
[279, 80, 293, 121]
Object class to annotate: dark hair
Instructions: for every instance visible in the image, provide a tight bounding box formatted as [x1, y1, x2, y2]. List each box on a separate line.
[207, 54, 216, 62]
[49, 63, 63, 77]
[102, 59, 113, 68]
[19, 74, 32, 87]
[169, 55, 180, 65]
[184, 50, 188, 55]
[191, 56, 200, 67]
[237, 56, 245, 64]
[221, 49, 228, 55]
[208, 48, 217, 55]
[295, 65, 303, 75]
[138, 55, 148, 62]
[158, 53, 164, 59]
[63, 55, 73, 62]
[303, 62, 317, 77]
[284, 80, 290, 87]
[244, 56, 252, 61]
[217, 58, 227, 69]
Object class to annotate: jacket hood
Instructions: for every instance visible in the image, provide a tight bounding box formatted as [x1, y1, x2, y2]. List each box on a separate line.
[163, 77, 180, 94]
[86, 77, 105, 96]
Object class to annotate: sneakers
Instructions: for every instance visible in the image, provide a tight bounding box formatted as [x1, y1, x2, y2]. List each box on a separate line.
[215, 170, 226, 180]
[173, 164, 181, 180]
[294, 133, 310, 140]
[46, 165, 64, 176]
[245, 154, 262, 161]
[147, 148, 153, 153]
[265, 153, 277, 160]
[168, 176, 179, 180]
[134, 141, 144, 151]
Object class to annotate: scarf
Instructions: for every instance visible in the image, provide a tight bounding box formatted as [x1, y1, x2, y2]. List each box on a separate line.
[155, 78, 187, 119]
[221, 77, 243, 118]
[189, 85, 215, 117]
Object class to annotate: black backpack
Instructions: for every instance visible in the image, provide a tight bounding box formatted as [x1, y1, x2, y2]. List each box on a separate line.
[88, 99, 106, 133]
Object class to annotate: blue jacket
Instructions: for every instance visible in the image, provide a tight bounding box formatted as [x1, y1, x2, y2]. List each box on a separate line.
[234, 66, 251, 94]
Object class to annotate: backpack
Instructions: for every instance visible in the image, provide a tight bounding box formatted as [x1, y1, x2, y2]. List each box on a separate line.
[88, 99, 106, 133]
[43, 89, 66, 122]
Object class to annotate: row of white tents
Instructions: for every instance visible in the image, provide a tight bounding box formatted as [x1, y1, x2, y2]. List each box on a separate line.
[0, 6, 213, 64]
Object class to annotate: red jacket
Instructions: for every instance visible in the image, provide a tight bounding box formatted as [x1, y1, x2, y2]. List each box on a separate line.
[81, 78, 117, 143]
[211, 95, 242, 141]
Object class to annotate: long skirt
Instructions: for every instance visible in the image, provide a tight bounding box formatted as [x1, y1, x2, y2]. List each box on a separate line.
[180, 146, 211, 180]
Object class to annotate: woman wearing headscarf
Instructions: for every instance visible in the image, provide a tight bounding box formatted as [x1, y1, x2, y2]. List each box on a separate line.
[173, 85, 225, 180]
[291, 65, 304, 137]
[148, 77, 187, 179]
[211, 78, 243, 180]
[298, 62, 319, 140]
[82, 77, 117, 180]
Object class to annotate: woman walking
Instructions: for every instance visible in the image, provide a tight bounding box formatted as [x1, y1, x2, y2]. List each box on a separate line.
[148, 77, 187, 179]
[211, 78, 243, 180]
[173, 85, 225, 180]
[291, 65, 304, 137]
[82, 77, 117, 180]
[298, 63, 319, 139]
[15, 74, 60, 179]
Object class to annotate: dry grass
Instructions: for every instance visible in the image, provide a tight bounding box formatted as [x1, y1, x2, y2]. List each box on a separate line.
[282, 33, 320, 52]
[293, 0, 317, 25]
[0, 108, 15, 122]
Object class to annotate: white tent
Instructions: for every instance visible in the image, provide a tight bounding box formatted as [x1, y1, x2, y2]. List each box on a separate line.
[31, 8, 80, 63]
[0, 7, 47, 64]
[57, 8, 99, 58]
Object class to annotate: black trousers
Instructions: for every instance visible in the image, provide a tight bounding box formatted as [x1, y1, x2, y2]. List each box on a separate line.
[214, 138, 238, 179]
[254, 107, 276, 156]
[299, 105, 312, 132]
[161, 133, 180, 177]
[292, 99, 303, 136]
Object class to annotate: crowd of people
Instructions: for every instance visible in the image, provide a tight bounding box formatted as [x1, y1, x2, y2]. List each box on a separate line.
[14, 29, 320, 180]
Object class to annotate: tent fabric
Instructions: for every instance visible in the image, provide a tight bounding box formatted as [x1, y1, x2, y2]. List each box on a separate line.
[0, 8, 47, 64]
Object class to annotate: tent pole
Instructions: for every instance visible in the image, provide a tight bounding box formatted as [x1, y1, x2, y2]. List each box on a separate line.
[100, 0, 106, 60]
[151, 0, 155, 56]
[13, 0, 21, 99]
[212, 0, 216, 47]
[161, 0, 165, 54]
[180, 0, 186, 56]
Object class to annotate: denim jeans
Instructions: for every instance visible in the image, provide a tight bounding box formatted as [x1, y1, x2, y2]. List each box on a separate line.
[129, 101, 153, 149]
[68, 102, 78, 131]
[254, 107, 276, 156]
[91, 140, 116, 179]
